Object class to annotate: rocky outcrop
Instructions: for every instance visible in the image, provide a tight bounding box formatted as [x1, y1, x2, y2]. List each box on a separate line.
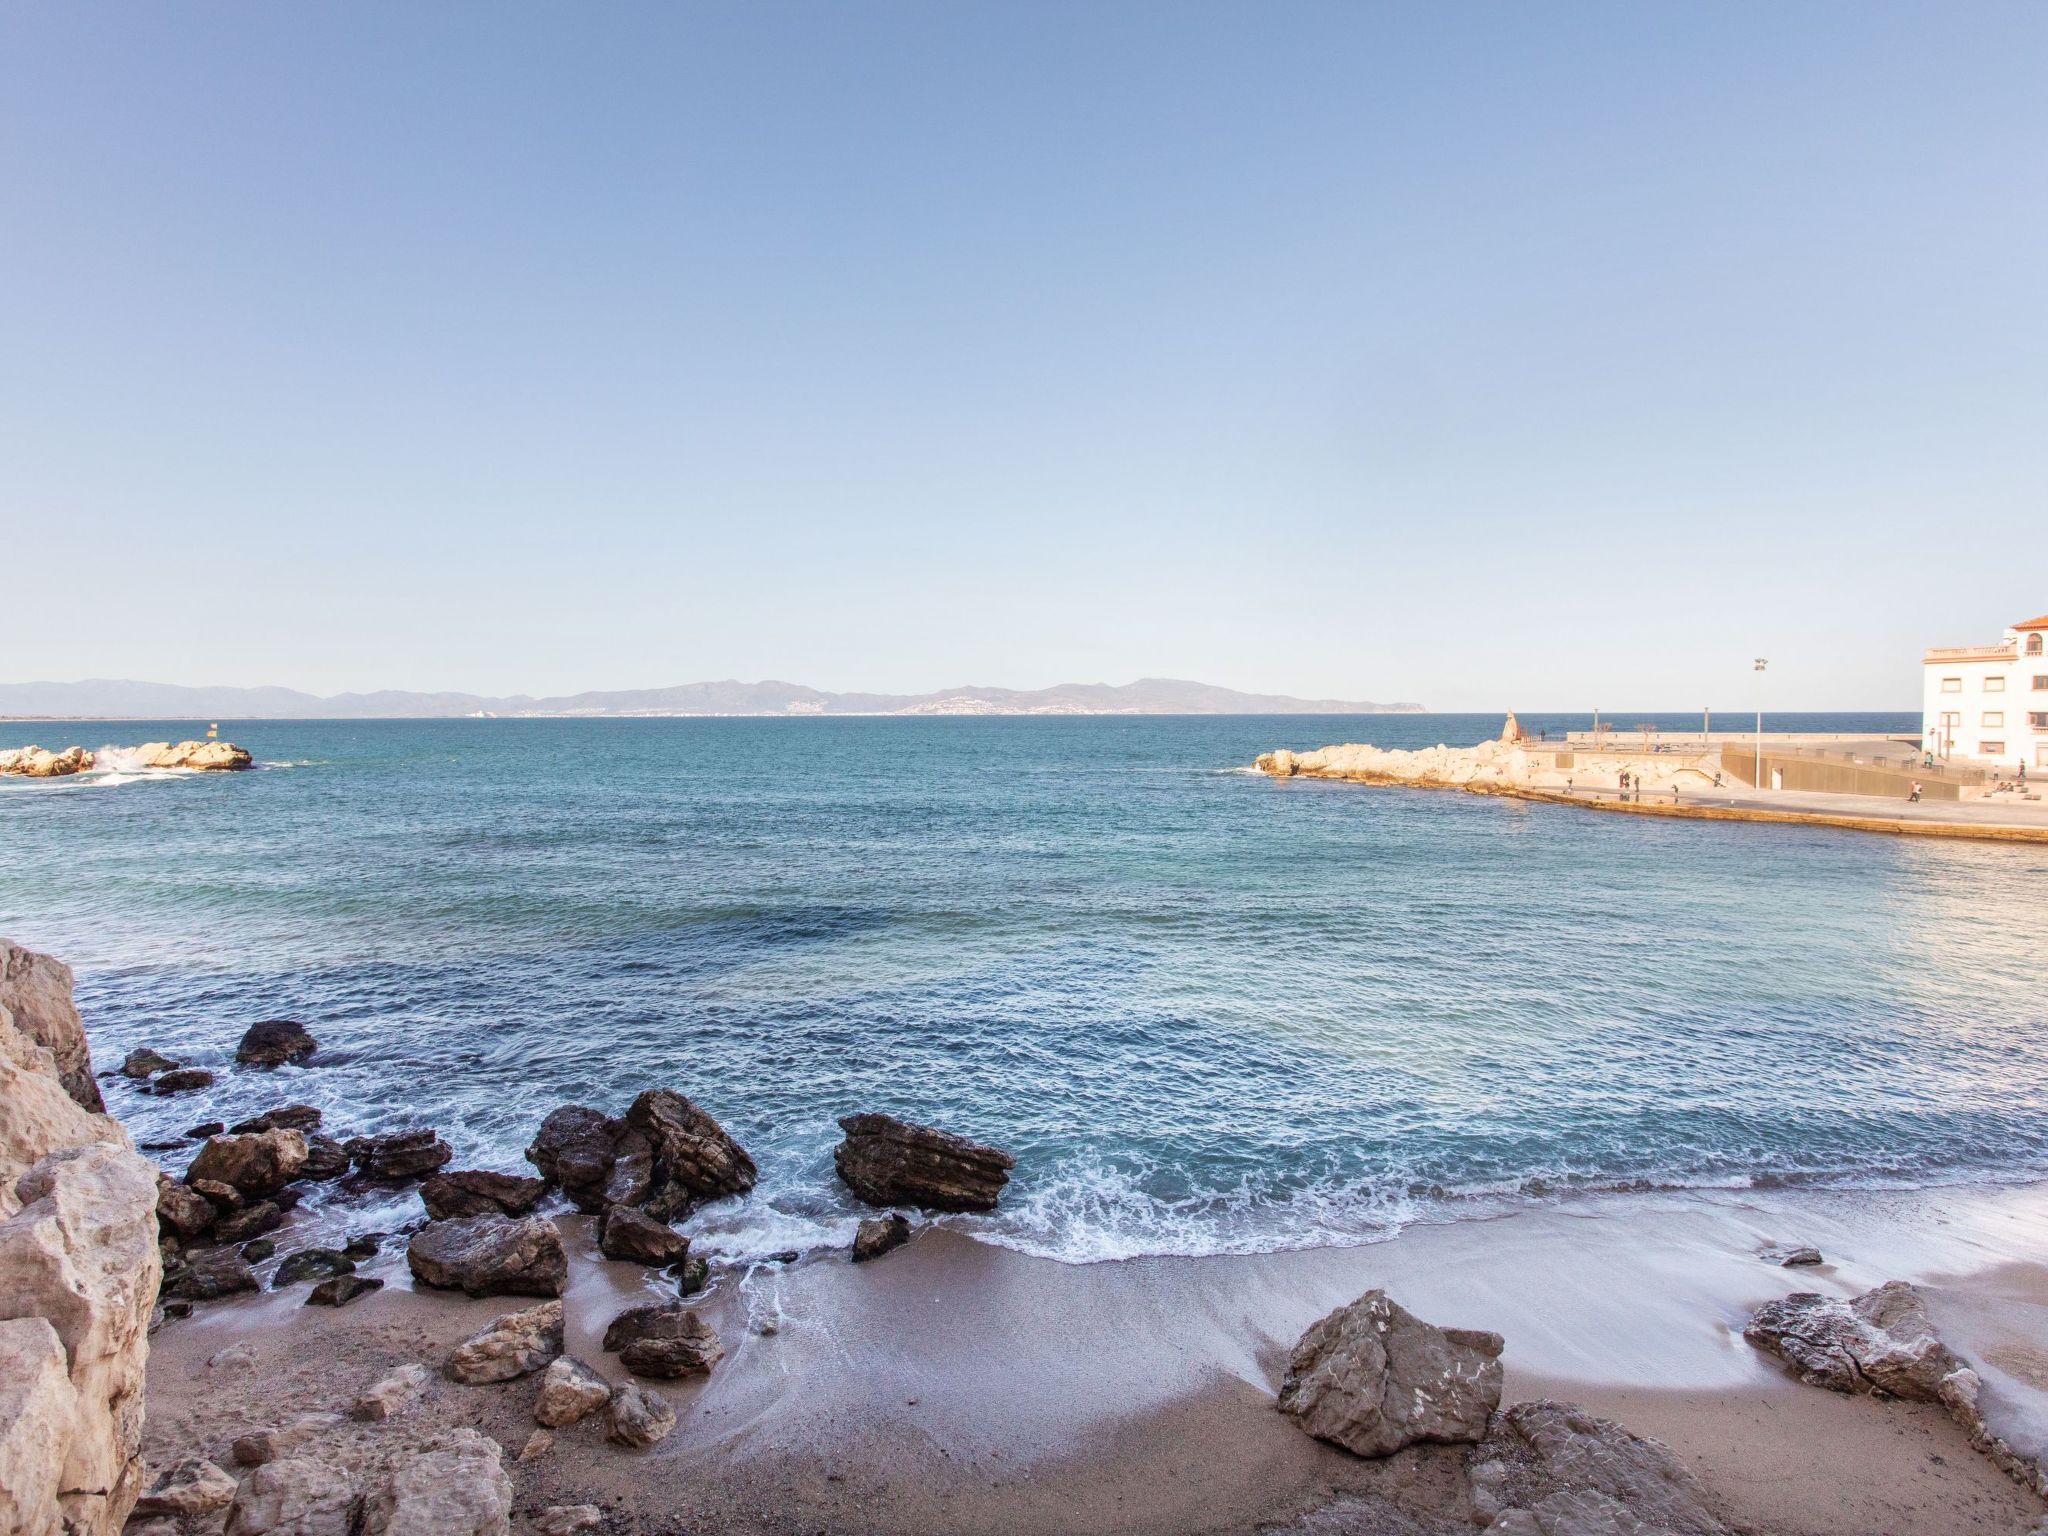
[1469, 1400, 1729, 1535]
[525, 1092, 755, 1221]
[833, 1112, 1015, 1212]
[1744, 1282, 1964, 1399]
[596, 1203, 689, 1267]
[0, 1317, 73, 1536]
[221, 1427, 512, 1536]
[231, 1105, 323, 1134]
[3, 942, 105, 1113]
[357, 1426, 512, 1535]
[603, 1302, 725, 1378]
[134, 740, 255, 772]
[1277, 1290, 1504, 1458]
[132, 1456, 239, 1518]
[235, 1020, 318, 1068]
[420, 1169, 545, 1220]
[443, 1301, 564, 1384]
[852, 1212, 912, 1262]
[407, 1214, 567, 1298]
[0, 1143, 162, 1535]
[186, 1129, 310, 1199]
[0, 746, 93, 778]
[348, 1129, 453, 1182]
[120, 1048, 180, 1079]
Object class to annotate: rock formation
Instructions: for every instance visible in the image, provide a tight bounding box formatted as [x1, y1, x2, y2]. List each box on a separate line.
[443, 1301, 564, 1384]
[533, 1357, 612, 1428]
[1744, 1281, 1964, 1399]
[407, 1214, 568, 1298]
[1276, 1290, 1504, 1457]
[1468, 1400, 1729, 1534]
[0, 942, 158, 1536]
[185, 1129, 310, 1199]
[604, 1382, 677, 1448]
[133, 740, 254, 771]
[0, 746, 94, 778]
[851, 1212, 912, 1262]
[234, 1020, 318, 1068]
[596, 1203, 690, 1267]
[833, 1112, 1015, 1212]
[526, 1091, 754, 1223]
[420, 1169, 545, 1220]
[348, 1128, 453, 1182]
[602, 1302, 724, 1378]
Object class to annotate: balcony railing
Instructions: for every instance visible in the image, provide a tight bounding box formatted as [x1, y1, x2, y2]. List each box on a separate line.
[1924, 645, 2016, 662]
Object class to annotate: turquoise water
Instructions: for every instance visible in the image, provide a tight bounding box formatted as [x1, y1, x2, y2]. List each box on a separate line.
[4, 712, 2044, 1263]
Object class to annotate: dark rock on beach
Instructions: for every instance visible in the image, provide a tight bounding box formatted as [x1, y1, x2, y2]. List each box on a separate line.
[851, 1212, 912, 1263]
[146, 1067, 216, 1096]
[1469, 1400, 1730, 1534]
[421, 1168, 547, 1220]
[526, 1105, 620, 1213]
[306, 1273, 384, 1308]
[300, 1132, 352, 1181]
[602, 1303, 724, 1379]
[240, 1237, 276, 1264]
[408, 1213, 568, 1298]
[273, 1248, 355, 1288]
[597, 1204, 690, 1267]
[211, 1200, 283, 1245]
[184, 1120, 226, 1139]
[624, 1088, 757, 1218]
[189, 1178, 244, 1214]
[343, 1232, 385, 1260]
[172, 1247, 260, 1302]
[1277, 1289, 1504, 1458]
[236, 1018, 318, 1066]
[604, 1382, 677, 1448]
[156, 1176, 217, 1240]
[349, 1127, 454, 1182]
[833, 1112, 1015, 1212]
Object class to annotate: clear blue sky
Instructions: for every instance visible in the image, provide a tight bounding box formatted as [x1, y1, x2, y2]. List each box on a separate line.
[4, 4, 2043, 709]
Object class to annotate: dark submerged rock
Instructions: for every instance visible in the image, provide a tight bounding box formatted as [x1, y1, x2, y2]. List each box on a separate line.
[833, 1112, 1015, 1212]
[172, 1247, 260, 1301]
[122, 1047, 182, 1078]
[407, 1214, 568, 1298]
[184, 1120, 226, 1138]
[231, 1104, 323, 1134]
[240, 1238, 277, 1264]
[273, 1248, 355, 1288]
[350, 1128, 454, 1182]
[211, 1201, 283, 1245]
[851, 1213, 912, 1263]
[236, 1019, 318, 1067]
[421, 1169, 546, 1221]
[147, 1068, 217, 1096]
[300, 1133, 352, 1181]
[306, 1274, 384, 1308]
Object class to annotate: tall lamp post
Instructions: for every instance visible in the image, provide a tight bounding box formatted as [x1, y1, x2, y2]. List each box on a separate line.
[1753, 658, 1768, 788]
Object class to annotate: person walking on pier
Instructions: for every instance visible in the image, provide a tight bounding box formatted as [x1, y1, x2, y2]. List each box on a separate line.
[1909, 781, 1923, 803]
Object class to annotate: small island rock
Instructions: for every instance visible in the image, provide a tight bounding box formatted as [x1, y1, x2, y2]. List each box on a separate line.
[833, 1112, 1015, 1212]
[235, 1020, 318, 1067]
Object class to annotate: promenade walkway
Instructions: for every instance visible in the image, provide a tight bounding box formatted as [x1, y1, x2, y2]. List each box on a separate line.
[1526, 783, 2048, 842]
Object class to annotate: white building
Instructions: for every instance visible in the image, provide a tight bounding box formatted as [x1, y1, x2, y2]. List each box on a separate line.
[1923, 612, 2048, 770]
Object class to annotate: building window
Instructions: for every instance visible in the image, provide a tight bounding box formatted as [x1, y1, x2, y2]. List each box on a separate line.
[2029, 634, 2044, 656]
[2035, 675, 2048, 690]
[1981, 741, 2006, 755]
[1942, 677, 1962, 693]
[2031, 713, 2048, 729]
[1986, 676, 2006, 692]
[1983, 712, 2004, 728]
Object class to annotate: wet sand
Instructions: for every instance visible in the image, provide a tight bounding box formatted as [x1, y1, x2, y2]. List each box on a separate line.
[144, 1182, 2048, 1534]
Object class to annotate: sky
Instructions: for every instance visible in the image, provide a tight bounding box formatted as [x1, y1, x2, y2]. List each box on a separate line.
[3, 4, 2044, 711]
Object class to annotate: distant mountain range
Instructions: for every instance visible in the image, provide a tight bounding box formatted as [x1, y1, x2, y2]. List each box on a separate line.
[0, 677, 1424, 720]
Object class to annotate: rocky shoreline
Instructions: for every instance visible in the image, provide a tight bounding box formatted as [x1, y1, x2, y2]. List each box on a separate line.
[0, 741, 254, 778]
[6, 937, 2048, 1534]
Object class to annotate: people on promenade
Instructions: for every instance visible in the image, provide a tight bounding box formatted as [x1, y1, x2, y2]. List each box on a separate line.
[1909, 781, 1923, 802]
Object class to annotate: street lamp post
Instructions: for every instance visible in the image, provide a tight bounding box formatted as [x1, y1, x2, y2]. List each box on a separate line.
[1753, 658, 1768, 788]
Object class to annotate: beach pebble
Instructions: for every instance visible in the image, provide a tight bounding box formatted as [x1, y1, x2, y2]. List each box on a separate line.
[518, 1429, 555, 1462]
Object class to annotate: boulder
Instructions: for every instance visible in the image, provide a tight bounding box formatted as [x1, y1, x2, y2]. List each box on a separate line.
[212, 1200, 283, 1245]
[120, 1048, 181, 1079]
[603, 1303, 723, 1379]
[132, 1456, 239, 1518]
[349, 1128, 453, 1182]
[0, 1316, 73, 1536]
[232, 1105, 324, 1134]
[1, 941, 104, 1112]
[300, 1134, 352, 1182]
[171, 1247, 259, 1302]
[231, 1413, 346, 1467]
[407, 1214, 567, 1298]
[184, 1121, 226, 1138]
[420, 1169, 546, 1221]
[525, 1105, 621, 1213]
[236, 1020, 318, 1068]
[274, 1248, 354, 1288]
[145, 1068, 216, 1096]
[0, 745, 93, 779]
[357, 1429, 512, 1536]
[533, 1355, 612, 1427]
[155, 1175, 216, 1240]
[623, 1089, 757, 1218]
[241, 1238, 277, 1263]
[604, 1382, 677, 1448]
[223, 1455, 355, 1536]
[1276, 1290, 1503, 1458]
[0, 1017, 127, 1221]
[536, 1506, 602, 1536]
[1469, 1400, 1729, 1535]
[186, 1129, 309, 1198]
[597, 1203, 690, 1266]
[353, 1363, 430, 1423]
[1758, 1244, 1823, 1267]
[833, 1112, 1015, 1212]
[0, 1143, 162, 1534]
[444, 1300, 564, 1384]
[191, 1177, 246, 1213]
[1744, 1281, 1966, 1399]
[137, 740, 254, 771]
[306, 1274, 383, 1308]
[603, 1129, 655, 1208]
[852, 1212, 912, 1263]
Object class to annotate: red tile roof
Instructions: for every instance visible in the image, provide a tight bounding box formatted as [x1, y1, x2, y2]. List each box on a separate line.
[2016, 613, 2048, 631]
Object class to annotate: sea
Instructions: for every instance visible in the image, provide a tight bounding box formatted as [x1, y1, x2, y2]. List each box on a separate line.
[4, 711, 2045, 1266]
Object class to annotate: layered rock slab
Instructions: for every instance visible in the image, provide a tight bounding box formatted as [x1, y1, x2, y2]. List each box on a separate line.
[833, 1112, 1014, 1212]
[1277, 1290, 1503, 1458]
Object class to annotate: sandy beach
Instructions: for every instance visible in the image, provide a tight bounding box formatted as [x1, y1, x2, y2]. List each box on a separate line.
[140, 1180, 2048, 1534]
